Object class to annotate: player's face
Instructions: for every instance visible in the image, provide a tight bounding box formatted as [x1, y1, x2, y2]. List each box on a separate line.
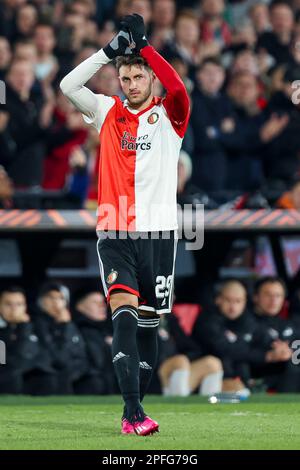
[0, 293, 27, 323]
[119, 64, 154, 109]
[255, 283, 285, 316]
[216, 287, 247, 320]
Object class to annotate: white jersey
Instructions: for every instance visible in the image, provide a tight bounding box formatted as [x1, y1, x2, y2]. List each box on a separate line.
[60, 45, 190, 231]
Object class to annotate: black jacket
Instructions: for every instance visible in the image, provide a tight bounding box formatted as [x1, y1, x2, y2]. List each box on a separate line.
[263, 91, 300, 184]
[33, 308, 89, 381]
[0, 320, 54, 378]
[190, 87, 234, 191]
[72, 309, 113, 375]
[192, 307, 267, 364]
[220, 102, 267, 191]
[251, 311, 300, 349]
[0, 84, 45, 187]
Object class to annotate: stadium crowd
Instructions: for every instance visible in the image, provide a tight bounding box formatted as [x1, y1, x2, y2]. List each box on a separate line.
[1, 0, 300, 209]
[1, 276, 300, 395]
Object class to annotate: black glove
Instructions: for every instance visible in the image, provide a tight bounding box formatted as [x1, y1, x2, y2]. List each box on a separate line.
[121, 14, 149, 52]
[103, 30, 133, 59]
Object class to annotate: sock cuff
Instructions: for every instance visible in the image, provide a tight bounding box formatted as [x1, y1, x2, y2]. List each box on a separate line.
[137, 315, 160, 328]
[112, 305, 139, 322]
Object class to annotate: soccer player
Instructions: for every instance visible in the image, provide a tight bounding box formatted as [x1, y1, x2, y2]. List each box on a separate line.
[60, 14, 190, 435]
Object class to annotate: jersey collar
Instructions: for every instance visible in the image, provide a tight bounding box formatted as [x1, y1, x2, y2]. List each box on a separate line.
[123, 96, 161, 118]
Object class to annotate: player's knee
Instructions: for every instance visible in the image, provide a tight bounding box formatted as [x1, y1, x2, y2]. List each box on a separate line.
[139, 310, 160, 319]
[109, 291, 138, 314]
[174, 354, 190, 370]
[203, 356, 223, 374]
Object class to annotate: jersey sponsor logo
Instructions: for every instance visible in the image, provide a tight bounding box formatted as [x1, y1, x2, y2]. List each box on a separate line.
[107, 269, 118, 284]
[148, 112, 159, 124]
[117, 117, 126, 123]
[121, 131, 151, 151]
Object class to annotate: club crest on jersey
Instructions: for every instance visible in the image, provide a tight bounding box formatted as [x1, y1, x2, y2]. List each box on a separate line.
[107, 269, 118, 284]
[148, 112, 159, 124]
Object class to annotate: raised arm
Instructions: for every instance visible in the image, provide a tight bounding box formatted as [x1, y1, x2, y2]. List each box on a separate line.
[60, 30, 133, 130]
[121, 13, 190, 136]
[141, 46, 190, 136]
[60, 50, 111, 120]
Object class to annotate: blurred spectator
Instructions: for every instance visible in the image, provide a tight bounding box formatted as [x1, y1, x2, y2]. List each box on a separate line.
[157, 313, 223, 396]
[56, 6, 89, 57]
[0, 165, 14, 208]
[233, 19, 257, 49]
[34, 23, 58, 84]
[15, 3, 38, 42]
[190, 57, 233, 191]
[263, 65, 300, 189]
[93, 63, 122, 96]
[128, 0, 152, 28]
[1, 59, 51, 188]
[150, 0, 176, 51]
[256, 0, 294, 67]
[0, 36, 12, 80]
[231, 48, 260, 76]
[33, 282, 89, 394]
[276, 178, 300, 208]
[251, 276, 300, 392]
[161, 9, 201, 73]
[68, 0, 96, 20]
[224, 70, 288, 191]
[249, 2, 271, 35]
[42, 90, 88, 199]
[72, 288, 115, 394]
[0, 286, 55, 395]
[114, 0, 132, 23]
[200, 0, 232, 49]
[0, 0, 25, 41]
[14, 39, 38, 65]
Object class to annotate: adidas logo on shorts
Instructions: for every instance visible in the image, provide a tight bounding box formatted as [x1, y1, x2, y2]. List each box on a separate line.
[139, 362, 152, 370]
[113, 352, 129, 363]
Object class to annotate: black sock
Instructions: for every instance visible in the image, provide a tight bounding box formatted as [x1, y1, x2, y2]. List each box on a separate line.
[137, 314, 160, 402]
[112, 305, 142, 419]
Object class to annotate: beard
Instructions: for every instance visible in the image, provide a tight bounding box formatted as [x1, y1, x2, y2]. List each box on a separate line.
[126, 83, 153, 108]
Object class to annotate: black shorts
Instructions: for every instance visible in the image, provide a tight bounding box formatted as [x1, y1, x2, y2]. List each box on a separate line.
[96, 231, 178, 314]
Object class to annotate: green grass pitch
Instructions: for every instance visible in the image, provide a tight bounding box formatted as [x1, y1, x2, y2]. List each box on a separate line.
[1, 395, 300, 450]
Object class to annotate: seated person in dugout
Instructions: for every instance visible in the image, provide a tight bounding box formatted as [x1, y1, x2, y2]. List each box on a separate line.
[192, 280, 261, 395]
[250, 276, 300, 393]
[72, 288, 116, 394]
[33, 282, 90, 394]
[155, 312, 223, 396]
[0, 286, 55, 395]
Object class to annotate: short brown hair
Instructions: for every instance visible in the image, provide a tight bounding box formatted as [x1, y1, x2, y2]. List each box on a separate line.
[115, 54, 151, 73]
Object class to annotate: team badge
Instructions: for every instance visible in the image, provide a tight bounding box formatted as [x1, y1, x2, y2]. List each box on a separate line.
[107, 269, 118, 284]
[148, 112, 159, 124]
